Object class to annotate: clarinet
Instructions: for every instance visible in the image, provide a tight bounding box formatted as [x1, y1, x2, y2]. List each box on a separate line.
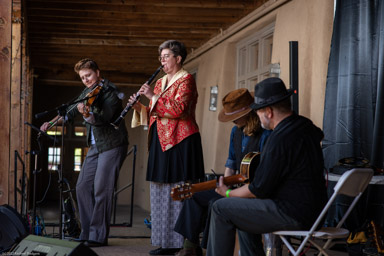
[111, 65, 163, 129]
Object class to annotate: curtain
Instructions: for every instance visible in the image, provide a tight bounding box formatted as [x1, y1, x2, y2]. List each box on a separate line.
[322, 0, 384, 171]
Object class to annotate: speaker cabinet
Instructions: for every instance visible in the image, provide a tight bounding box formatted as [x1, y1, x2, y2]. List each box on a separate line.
[11, 235, 97, 256]
[0, 204, 28, 252]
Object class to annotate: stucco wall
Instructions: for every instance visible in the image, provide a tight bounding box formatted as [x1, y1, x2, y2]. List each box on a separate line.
[184, 0, 334, 177]
[272, 0, 334, 128]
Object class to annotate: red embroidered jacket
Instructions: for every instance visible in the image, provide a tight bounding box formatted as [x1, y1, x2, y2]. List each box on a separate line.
[148, 72, 200, 152]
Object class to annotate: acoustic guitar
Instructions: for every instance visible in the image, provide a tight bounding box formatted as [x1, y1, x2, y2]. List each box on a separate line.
[171, 151, 260, 201]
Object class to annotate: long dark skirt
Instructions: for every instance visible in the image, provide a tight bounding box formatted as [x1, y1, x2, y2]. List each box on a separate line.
[146, 122, 205, 183]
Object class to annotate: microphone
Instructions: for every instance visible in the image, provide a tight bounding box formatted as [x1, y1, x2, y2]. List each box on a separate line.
[104, 84, 125, 99]
[116, 90, 125, 100]
[35, 110, 49, 119]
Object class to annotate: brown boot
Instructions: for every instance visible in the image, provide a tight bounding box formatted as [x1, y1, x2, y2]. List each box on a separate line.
[175, 247, 203, 256]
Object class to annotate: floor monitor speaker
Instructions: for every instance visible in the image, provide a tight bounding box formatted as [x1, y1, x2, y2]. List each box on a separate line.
[0, 204, 28, 252]
[11, 235, 97, 256]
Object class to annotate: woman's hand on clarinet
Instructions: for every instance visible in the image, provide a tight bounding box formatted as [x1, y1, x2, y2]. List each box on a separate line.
[128, 93, 142, 112]
[138, 83, 154, 100]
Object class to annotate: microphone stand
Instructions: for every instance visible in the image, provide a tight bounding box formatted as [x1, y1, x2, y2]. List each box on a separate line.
[57, 104, 66, 240]
[35, 94, 95, 239]
[24, 122, 56, 236]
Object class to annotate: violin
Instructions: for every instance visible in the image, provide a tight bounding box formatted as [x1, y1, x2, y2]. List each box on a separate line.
[82, 83, 103, 117]
[45, 81, 104, 130]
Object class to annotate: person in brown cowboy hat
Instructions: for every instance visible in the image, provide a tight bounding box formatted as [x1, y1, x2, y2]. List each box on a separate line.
[206, 77, 327, 256]
[174, 88, 271, 256]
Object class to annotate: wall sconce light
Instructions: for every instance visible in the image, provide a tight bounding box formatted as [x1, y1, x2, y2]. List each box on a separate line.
[209, 86, 218, 111]
[270, 63, 281, 77]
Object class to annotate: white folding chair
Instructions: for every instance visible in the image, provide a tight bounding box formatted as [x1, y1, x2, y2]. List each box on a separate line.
[273, 168, 374, 256]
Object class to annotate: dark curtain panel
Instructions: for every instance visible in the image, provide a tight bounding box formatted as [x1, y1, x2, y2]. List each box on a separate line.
[322, 0, 384, 170]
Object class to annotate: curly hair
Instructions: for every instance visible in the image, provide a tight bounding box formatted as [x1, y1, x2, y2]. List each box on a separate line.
[243, 111, 262, 137]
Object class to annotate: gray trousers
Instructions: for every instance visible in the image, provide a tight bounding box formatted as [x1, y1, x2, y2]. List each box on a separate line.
[206, 198, 302, 256]
[76, 144, 127, 243]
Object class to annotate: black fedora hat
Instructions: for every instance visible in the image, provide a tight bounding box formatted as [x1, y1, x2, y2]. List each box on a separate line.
[250, 77, 294, 110]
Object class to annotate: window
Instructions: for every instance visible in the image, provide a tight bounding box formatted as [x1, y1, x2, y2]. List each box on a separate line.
[236, 23, 276, 91]
[74, 126, 86, 136]
[48, 147, 61, 171]
[74, 147, 88, 171]
[46, 126, 66, 136]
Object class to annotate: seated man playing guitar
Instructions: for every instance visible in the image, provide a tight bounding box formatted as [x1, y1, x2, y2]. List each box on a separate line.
[206, 78, 327, 256]
[173, 88, 271, 256]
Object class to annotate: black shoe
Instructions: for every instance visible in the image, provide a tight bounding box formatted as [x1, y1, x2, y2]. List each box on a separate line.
[84, 240, 107, 247]
[70, 238, 86, 243]
[149, 247, 181, 255]
[175, 247, 203, 256]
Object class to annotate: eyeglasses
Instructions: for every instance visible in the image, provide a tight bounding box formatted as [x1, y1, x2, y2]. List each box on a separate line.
[158, 54, 175, 62]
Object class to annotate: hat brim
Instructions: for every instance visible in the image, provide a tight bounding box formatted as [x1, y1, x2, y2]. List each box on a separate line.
[250, 89, 294, 110]
[218, 107, 253, 122]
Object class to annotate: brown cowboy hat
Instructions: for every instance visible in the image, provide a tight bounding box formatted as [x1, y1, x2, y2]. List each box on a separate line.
[218, 88, 254, 122]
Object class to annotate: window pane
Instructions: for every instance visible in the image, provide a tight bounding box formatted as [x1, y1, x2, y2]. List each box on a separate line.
[74, 147, 88, 171]
[250, 41, 259, 71]
[249, 77, 258, 91]
[74, 148, 82, 171]
[48, 147, 60, 171]
[236, 23, 274, 89]
[47, 126, 66, 136]
[74, 126, 86, 136]
[238, 47, 247, 76]
[238, 80, 246, 88]
[263, 34, 273, 66]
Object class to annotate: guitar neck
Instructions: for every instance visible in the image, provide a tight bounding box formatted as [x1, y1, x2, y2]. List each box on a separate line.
[189, 174, 247, 193]
[171, 152, 259, 201]
[171, 174, 248, 201]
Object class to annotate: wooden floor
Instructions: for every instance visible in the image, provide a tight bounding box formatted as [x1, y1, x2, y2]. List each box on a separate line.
[25, 203, 350, 256]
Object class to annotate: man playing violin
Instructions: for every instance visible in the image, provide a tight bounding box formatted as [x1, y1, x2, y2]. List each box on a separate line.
[40, 58, 128, 247]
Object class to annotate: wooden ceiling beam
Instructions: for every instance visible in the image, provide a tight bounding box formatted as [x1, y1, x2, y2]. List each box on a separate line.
[27, 20, 231, 31]
[36, 78, 141, 88]
[28, 38, 205, 47]
[31, 58, 161, 72]
[34, 67, 154, 86]
[28, 32, 210, 41]
[27, 29, 216, 40]
[27, 8, 248, 19]
[28, 45, 164, 54]
[27, 0, 258, 10]
[30, 59, 161, 69]
[25, 0, 266, 94]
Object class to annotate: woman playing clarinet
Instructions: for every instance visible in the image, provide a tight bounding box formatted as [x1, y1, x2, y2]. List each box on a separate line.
[129, 40, 205, 255]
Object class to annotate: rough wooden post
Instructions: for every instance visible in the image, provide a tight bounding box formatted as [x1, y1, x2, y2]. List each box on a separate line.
[11, 0, 23, 211]
[0, 0, 12, 205]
